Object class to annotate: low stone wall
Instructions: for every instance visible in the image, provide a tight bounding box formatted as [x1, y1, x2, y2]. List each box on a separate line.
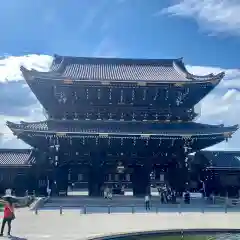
[15, 196, 35, 208]
[88, 229, 240, 240]
[30, 197, 49, 211]
[0, 196, 35, 208]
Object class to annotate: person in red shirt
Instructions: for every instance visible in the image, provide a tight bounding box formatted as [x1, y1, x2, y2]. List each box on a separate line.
[0, 201, 15, 236]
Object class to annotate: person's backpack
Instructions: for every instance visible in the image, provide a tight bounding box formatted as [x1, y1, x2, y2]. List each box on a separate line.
[7, 206, 15, 220]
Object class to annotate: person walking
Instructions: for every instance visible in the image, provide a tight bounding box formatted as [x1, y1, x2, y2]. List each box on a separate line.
[0, 201, 15, 237]
[145, 194, 150, 211]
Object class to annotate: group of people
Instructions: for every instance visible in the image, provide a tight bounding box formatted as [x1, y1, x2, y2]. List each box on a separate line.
[103, 185, 125, 199]
[158, 185, 177, 204]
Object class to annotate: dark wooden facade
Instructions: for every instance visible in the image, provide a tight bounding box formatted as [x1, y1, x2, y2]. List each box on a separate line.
[191, 151, 240, 197]
[1, 149, 240, 197]
[2, 55, 239, 197]
[0, 149, 33, 196]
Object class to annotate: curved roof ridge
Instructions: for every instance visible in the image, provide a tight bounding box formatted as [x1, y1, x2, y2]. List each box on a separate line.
[173, 59, 188, 78]
[53, 54, 180, 66]
[172, 58, 225, 80]
[50, 54, 65, 72]
[187, 71, 225, 80]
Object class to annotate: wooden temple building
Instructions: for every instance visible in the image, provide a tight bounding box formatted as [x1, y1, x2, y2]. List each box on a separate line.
[0, 55, 238, 196]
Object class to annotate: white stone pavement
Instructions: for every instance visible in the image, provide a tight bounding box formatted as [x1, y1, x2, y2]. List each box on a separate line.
[4, 209, 240, 240]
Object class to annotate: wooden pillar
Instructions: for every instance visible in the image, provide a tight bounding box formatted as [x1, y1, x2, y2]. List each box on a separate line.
[55, 164, 68, 195]
[132, 164, 150, 197]
[88, 148, 105, 197]
[167, 149, 188, 193]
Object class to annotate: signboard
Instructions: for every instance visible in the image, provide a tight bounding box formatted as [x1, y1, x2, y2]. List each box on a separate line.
[63, 79, 73, 84]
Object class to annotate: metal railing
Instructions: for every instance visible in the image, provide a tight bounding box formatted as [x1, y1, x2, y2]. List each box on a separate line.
[33, 205, 231, 215]
[34, 196, 240, 215]
[212, 196, 240, 206]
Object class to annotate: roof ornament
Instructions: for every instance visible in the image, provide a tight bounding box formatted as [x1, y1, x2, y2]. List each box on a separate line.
[137, 82, 146, 86]
[20, 66, 34, 81]
[223, 132, 232, 138]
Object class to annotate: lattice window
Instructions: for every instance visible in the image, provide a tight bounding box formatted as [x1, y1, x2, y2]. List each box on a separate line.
[120, 89, 124, 103]
[154, 88, 159, 101]
[131, 89, 135, 101]
[86, 88, 89, 99]
[143, 89, 147, 100]
[97, 88, 101, 99]
[109, 88, 112, 100]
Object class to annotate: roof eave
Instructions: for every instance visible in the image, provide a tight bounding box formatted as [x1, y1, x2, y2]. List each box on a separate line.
[0, 164, 32, 168]
[6, 129, 238, 138]
[6, 121, 239, 137]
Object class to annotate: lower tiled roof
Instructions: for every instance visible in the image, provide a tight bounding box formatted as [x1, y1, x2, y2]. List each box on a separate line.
[201, 151, 240, 169]
[0, 149, 33, 166]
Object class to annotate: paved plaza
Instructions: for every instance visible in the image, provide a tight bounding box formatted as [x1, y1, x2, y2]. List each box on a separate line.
[4, 209, 240, 240]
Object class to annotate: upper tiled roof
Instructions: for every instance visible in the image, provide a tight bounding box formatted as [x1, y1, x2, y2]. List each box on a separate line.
[201, 151, 240, 169]
[6, 120, 238, 136]
[20, 55, 225, 83]
[0, 149, 34, 166]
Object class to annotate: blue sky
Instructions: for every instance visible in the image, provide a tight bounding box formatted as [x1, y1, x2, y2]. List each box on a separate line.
[0, 0, 239, 68]
[0, 0, 240, 149]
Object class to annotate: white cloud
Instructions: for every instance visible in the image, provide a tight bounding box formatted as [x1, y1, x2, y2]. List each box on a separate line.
[0, 54, 240, 150]
[161, 0, 240, 36]
[187, 65, 240, 150]
[0, 54, 51, 148]
[0, 54, 52, 82]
